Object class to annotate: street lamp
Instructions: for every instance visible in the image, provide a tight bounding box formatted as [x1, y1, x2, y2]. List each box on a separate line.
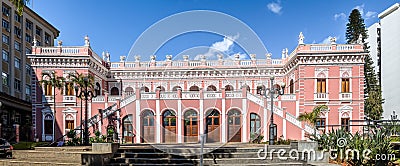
[263, 76, 285, 145]
[75, 77, 98, 145]
[391, 110, 398, 120]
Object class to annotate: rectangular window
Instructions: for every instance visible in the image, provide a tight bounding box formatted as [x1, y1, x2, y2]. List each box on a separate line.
[14, 12, 21, 22]
[25, 64, 31, 75]
[14, 41, 21, 51]
[15, 57, 20, 69]
[341, 78, 350, 93]
[35, 26, 42, 36]
[2, 19, 9, 31]
[316, 78, 326, 93]
[25, 34, 32, 43]
[2, 49, 9, 62]
[45, 33, 51, 44]
[26, 48, 32, 54]
[26, 84, 31, 95]
[2, 5, 10, 16]
[2, 72, 9, 86]
[66, 120, 74, 130]
[14, 79, 21, 91]
[2, 33, 9, 44]
[25, 20, 33, 30]
[14, 26, 21, 38]
[316, 118, 326, 129]
[341, 118, 350, 132]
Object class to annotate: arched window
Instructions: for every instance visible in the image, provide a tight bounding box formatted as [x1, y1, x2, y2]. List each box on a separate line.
[341, 72, 350, 93]
[95, 82, 101, 96]
[44, 114, 53, 135]
[172, 86, 181, 91]
[65, 114, 74, 130]
[110, 87, 119, 95]
[43, 82, 52, 96]
[256, 85, 265, 95]
[140, 86, 149, 92]
[207, 85, 217, 91]
[156, 86, 165, 92]
[225, 85, 234, 91]
[64, 82, 74, 96]
[125, 87, 134, 96]
[189, 85, 199, 91]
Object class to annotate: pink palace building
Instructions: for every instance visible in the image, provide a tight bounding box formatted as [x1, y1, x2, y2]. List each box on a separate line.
[27, 35, 367, 143]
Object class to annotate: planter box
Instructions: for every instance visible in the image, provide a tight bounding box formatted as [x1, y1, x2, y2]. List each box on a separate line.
[92, 143, 119, 153]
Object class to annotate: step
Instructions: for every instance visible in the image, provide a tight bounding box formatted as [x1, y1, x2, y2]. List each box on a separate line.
[34, 146, 91, 152]
[13, 150, 82, 163]
[0, 159, 81, 166]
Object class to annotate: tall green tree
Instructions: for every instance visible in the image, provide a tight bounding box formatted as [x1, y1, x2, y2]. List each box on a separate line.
[10, 0, 29, 16]
[345, 9, 384, 121]
[39, 71, 65, 141]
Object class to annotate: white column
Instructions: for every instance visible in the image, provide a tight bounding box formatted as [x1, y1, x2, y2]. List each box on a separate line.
[221, 99, 226, 143]
[263, 107, 268, 142]
[135, 100, 141, 143]
[177, 99, 182, 143]
[156, 99, 161, 143]
[242, 98, 247, 142]
[116, 110, 121, 143]
[199, 99, 204, 140]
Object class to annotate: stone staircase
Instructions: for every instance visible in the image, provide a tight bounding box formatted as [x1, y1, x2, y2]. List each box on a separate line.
[106, 143, 308, 166]
[0, 146, 90, 166]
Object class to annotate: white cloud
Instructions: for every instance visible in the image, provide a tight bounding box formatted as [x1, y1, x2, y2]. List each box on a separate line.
[365, 11, 377, 19]
[267, 1, 282, 15]
[334, 13, 346, 21]
[195, 34, 242, 60]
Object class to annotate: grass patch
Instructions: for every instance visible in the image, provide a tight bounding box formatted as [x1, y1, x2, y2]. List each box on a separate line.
[12, 142, 50, 150]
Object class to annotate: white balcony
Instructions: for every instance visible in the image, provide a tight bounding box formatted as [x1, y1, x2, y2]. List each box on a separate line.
[63, 96, 76, 102]
[141, 93, 156, 100]
[281, 94, 296, 101]
[225, 91, 242, 98]
[204, 92, 222, 99]
[339, 93, 352, 101]
[160, 92, 178, 99]
[314, 93, 329, 101]
[43, 95, 54, 103]
[182, 92, 200, 99]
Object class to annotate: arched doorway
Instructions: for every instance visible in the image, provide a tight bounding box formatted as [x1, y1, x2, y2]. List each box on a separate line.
[141, 110, 155, 143]
[162, 110, 177, 143]
[207, 85, 217, 91]
[140, 86, 149, 92]
[44, 114, 53, 141]
[156, 86, 165, 92]
[205, 109, 220, 143]
[250, 113, 261, 142]
[123, 114, 134, 143]
[110, 87, 119, 95]
[189, 85, 200, 91]
[183, 110, 198, 142]
[225, 85, 234, 91]
[172, 86, 181, 91]
[228, 109, 242, 142]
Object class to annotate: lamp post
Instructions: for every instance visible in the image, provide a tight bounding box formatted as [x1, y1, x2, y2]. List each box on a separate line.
[263, 76, 285, 145]
[75, 77, 98, 145]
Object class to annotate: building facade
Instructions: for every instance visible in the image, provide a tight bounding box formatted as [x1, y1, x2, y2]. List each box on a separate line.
[0, 1, 59, 142]
[28, 35, 367, 143]
[367, 3, 400, 120]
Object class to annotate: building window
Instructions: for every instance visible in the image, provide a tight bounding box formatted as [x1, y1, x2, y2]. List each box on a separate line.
[35, 26, 42, 36]
[316, 78, 326, 93]
[45, 33, 51, 44]
[25, 34, 32, 43]
[2, 5, 10, 16]
[14, 79, 21, 92]
[14, 41, 21, 51]
[26, 84, 31, 95]
[43, 82, 52, 96]
[25, 20, 33, 30]
[14, 26, 21, 38]
[25, 65, 31, 75]
[316, 118, 326, 129]
[14, 12, 21, 22]
[2, 19, 9, 31]
[341, 118, 350, 132]
[2, 72, 9, 86]
[341, 78, 350, 93]
[65, 115, 74, 130]
[2, 49, 9, 62]
[65, 82, 74, 96]
[289, 79, 294, 94]
[26, 48, 32, 54]
[2, 33, 9, 44]
[15, 57, 21, 69]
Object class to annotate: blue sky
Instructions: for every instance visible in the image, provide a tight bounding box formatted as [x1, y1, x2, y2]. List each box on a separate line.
[30, 0, 398, 62]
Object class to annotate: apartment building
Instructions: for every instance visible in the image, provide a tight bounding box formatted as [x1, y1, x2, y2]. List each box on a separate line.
[0, 0, 59, 142]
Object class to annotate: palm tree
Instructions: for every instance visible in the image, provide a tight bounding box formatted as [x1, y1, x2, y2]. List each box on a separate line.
[11, 0, 29, 16]
[68, 73, 95, 143]
[298, 105, 328, 135]
[39, 71, 65, 142]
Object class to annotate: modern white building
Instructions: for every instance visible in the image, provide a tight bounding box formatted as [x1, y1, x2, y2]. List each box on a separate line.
[367, 3, 400, 119]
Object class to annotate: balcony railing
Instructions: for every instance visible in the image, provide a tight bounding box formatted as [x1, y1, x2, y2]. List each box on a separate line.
[43, 95, 54, 102]
[314, 93, 329, 101]
[339, 92, 352, 100]
[225, 91, 242, 98]
[204, 92, 222, 99]
[182, 92, 200, 99]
